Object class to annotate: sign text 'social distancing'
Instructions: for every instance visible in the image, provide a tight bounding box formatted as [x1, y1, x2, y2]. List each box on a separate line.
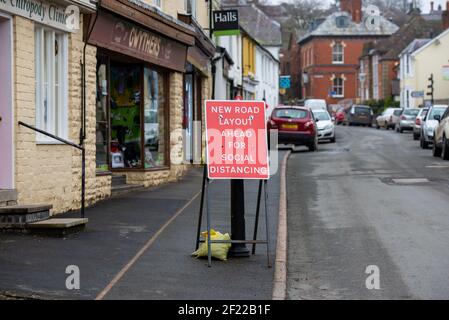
[205, 100, 270, 180]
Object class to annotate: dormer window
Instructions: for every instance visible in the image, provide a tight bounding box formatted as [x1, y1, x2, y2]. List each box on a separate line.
[336, 16, 349, 28]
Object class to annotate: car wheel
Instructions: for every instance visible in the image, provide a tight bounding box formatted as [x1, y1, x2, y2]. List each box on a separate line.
[421, 136, 429, 149]
[433, 137, 442, 157]
[308, 138, 318, 152]
[376, 124, 380, 130]
[399, 127, 404, 134]
[413, 133, 419, 141]
[330, 137, 336, 143]
[442, 136, 449, 160]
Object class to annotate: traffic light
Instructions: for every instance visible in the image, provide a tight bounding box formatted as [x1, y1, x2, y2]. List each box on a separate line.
[427, 73, 434, 105]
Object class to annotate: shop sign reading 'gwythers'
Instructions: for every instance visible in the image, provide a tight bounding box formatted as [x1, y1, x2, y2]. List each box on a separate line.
[89, 11, 188, 72]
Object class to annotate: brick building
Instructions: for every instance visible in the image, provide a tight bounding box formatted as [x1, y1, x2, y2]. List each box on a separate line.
[358, 10, 443, 102]
[280, 31, 303, 103]
[298, 0, 398, 105]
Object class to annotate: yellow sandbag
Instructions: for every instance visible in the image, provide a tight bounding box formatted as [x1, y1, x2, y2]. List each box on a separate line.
[192, 229, 232, 261]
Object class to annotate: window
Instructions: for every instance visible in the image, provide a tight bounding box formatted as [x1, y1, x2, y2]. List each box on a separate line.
[35, 26, 68, 142]
[336, 16, 349, 28]
[332, 43, 344, 64]
[96, 56, 109, 172]
[153, 0, 162, 8]
[332, 77, 344, 97]
[144, 68, 167, 168]
[185, 0, 196, 18]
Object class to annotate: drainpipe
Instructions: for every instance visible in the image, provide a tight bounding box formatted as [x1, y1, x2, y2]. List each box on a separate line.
[80, 0, 100, 218]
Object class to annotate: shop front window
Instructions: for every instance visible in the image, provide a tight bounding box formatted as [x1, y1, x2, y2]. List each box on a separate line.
[110, 64, 142, 168]
[144, 68, 166, 168]
[96, 57, 109, 172]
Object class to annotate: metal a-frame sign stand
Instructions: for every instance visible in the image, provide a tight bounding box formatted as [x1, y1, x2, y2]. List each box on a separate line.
[194, 99, 271, 268]
[195, 167, 271, 268]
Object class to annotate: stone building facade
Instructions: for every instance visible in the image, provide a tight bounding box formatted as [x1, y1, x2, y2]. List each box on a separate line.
[0, 0, 214, 215]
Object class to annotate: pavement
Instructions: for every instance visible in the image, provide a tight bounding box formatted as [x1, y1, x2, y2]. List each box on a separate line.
[286, 126, 449, 300]
[0, 155, 283, 300]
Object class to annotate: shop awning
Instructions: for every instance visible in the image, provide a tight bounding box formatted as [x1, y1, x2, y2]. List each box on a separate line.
[178, 13, 216, 76]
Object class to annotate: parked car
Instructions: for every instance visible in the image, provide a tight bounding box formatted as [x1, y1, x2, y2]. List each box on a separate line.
[344, 105, 374, 126]
[413, 108, 429, 140]
[304, 99, 327, 111]
[420, 105, 449, 149]
[312, 109, 336, 143]
[335, 108, 346, 125]
[395, 108, 420, 133]
[432, 107, 449, 160]
[268, 107, 318, 151]
[376, 108, 402, 129]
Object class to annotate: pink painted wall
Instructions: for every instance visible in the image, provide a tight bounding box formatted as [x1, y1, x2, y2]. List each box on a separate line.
[0, 16, 14, 189]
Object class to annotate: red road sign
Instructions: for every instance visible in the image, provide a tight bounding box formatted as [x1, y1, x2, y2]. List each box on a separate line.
[205, 100, 270, 180]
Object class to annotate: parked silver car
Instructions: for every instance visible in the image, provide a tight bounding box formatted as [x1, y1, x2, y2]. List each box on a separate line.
[395, 108, 420, 133]
[376, 108, 402, 130]
[413, 108, 429, 141]
[420, 105, 449, 149]
[433, 107, 449, 160]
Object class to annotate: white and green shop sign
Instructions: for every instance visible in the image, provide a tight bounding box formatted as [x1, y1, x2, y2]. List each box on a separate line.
[0, 0, 79, 32]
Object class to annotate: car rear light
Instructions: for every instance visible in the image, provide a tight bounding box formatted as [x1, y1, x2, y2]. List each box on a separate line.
[390, 116, 393, 122]
[415, 118, 421, 125]
[269, 120, 278, 129]
[400, 115, 406, 120]
[305, 121, 313, 128]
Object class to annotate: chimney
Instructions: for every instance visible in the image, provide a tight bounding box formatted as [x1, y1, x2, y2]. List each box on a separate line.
[430, 1, 434, 12]
[340, 0, 362, 23]
[443, 2, 449, 30]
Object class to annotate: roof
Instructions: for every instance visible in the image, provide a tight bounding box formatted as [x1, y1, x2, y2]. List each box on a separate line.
[221, 1, 282, 47]
[399, 39, 432, 56]
[411, 27, 449, 57]
[365, 13, 443, 60]
[298, 10, 399, 44]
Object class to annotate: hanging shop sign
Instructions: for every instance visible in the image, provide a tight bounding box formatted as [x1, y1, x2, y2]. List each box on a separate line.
[88, 11, 188, 72]
[213, 9, 240, 36]
[205, 100, 269, 180]
[279, 76, 291, 89]
[0, 0, 79, 32]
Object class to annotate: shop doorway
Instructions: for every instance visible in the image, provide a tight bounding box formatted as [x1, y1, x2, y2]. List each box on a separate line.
[0, 14, 14, 189]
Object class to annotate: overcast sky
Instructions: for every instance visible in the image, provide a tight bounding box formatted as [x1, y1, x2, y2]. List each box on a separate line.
[263, 0, 447, 14]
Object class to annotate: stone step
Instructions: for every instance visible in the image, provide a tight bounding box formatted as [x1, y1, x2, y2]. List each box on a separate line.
[0, 204, 52, 225]
[0, 189, 17, 207]
[1, 218, 88, 237]
[111, 184, 145, 197]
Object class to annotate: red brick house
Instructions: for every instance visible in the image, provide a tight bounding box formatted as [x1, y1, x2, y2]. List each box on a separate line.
[298, 0, 398, 105]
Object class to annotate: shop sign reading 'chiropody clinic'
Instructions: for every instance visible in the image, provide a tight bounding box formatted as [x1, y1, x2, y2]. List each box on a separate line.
[205, 100, 270, 180]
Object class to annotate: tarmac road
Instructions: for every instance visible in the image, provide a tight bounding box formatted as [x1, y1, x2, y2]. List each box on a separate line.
[286, 125, 449, 300]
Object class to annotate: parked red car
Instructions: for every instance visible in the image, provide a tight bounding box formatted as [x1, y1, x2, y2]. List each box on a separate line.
[268, 107, 318, 151]
[335, 109, 346, 125]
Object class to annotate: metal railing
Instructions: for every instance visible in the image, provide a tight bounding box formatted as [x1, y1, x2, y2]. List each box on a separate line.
[18, 121, 86, 218]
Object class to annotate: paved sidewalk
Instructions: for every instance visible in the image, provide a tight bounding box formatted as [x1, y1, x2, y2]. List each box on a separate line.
[0, 158, 281, 300]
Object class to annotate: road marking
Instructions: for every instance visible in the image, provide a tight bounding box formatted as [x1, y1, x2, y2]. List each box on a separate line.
[95, 188, 203, 300]
[272, 150, 291, 300]
[426, 165, 449, 169]
[392, 178, 429, 184]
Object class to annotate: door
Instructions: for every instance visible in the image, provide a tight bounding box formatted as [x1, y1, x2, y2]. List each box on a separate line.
[0, 15, 13, 189]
